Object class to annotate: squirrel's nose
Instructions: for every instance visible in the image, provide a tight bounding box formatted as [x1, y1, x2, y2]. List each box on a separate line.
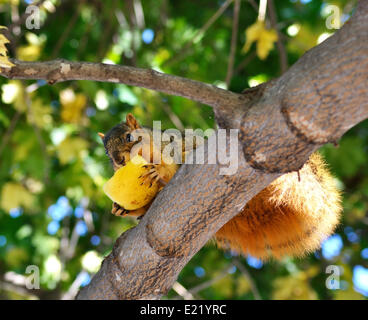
[114, 156, 125, 167]
[119, 156, 125, 166]
[113, 157, 125, 171]
[112, 151, 125, 168]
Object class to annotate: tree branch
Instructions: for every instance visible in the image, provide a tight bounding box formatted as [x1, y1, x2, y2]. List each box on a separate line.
[0, 59, 243, 109]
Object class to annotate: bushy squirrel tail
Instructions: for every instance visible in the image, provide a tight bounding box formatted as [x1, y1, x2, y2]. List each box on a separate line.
[215, 152, 342, 260]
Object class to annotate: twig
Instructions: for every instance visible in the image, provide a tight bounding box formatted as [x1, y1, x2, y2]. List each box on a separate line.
[10, 2, 21, 36]
[115, 9, 129, 28]
[186, 266, 234, 296]
[161, 103, 185, 131]
[225, 0, 241, 88]
[171, 281, 195, 300]
[234, 51, 256, 75]
[247, 0, 259, 12]
[1, 272, 40, 299]
[97, 208, 113, 250]
[267, 0, 288, 74]
[97, 0, 118, 61]
[232, 257, 262, 300]
[133, 0, 145, 29]
[76, 15, 97, 59]
[80, 197, 95, 232]
[66, 222, 81, 260]
[0, 280, 39, 300]
[59, 215, 71, 267]
[62, 271, 89, 300]
[1, 271, 60, 299]
[124, 0, 138, 66]
[163, 0, 234, 67]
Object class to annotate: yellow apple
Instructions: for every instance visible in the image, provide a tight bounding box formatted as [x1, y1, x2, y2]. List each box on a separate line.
[103, 155, 159, 210]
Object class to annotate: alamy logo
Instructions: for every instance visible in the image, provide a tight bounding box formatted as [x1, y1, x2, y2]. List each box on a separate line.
[325, 5, 341, 30]
[325, 265, 341, 290]
[25, 265, 40, 289]
[128, 122, 239, 175]
[25, 5, 41, 30]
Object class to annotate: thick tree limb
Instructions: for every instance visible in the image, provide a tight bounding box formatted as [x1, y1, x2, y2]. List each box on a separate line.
[1, 1, 367, 300]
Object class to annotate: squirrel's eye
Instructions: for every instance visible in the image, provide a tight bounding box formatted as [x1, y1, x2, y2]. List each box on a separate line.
[126, 133, 133, 142]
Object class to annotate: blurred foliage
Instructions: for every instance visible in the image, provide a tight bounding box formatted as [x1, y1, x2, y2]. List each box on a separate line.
[242, 20, 278, 60]
[0, 0, 367, 300]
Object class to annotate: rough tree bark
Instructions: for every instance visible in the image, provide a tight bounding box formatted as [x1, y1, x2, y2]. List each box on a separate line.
[1, 0, 367, 300]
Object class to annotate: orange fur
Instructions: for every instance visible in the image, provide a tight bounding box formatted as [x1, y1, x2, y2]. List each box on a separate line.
[215, 153, 342, 260]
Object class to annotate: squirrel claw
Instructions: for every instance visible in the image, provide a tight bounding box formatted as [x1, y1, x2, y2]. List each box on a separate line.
[111, 202, 129, 217]
[139, 166, 160, 187]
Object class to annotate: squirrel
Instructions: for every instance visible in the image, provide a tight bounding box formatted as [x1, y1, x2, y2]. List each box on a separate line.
[99, 114, 342, 260]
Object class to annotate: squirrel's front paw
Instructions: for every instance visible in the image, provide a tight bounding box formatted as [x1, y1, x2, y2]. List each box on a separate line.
[111, 202, 130, 217]
[139, 164, 163, 187]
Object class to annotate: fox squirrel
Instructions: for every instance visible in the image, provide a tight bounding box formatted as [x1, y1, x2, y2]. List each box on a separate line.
[99, 114, 342, 260]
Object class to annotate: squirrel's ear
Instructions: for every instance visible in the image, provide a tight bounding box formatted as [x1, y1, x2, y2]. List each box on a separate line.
[98, 132, 105, 141]
[125, 113, 141, 130]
